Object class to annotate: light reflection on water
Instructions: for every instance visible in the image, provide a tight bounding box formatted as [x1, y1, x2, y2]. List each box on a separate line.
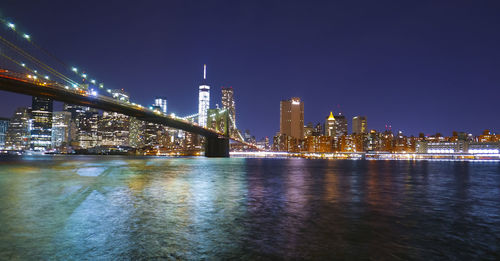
[0, 156, 499, 259]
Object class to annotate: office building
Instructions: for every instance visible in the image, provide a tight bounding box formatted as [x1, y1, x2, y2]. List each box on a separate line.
[129, 117, 145, 148]
[30, 96, 53, 151]
[198, 64, 210, 127]
[5, 107, 31, 150]
[51, 111, 72, 148]
[325, 112, 335, 137]
[280, 97, 304, 139]
[0, 117, 10, 149]
[221, 87, 235, 128]
[352, 116, 367, 134]
[334, 113, 348, 138]
[99, 111, 130, 146]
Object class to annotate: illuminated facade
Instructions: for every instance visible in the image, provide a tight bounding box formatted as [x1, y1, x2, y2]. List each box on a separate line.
[221, 87, 235, 133]
[352, 116, 367, 134]
[154, 97, 168, 114]
[99, 111, 130, 146]
[30, 96, 53, 151]
[0, 117, 9, 149]
[334, 113, 348, 138]
[198, 64, 210, 127]
[325, 112, 335, 137]
[129, 117, 145, 148]
[51, 111, 71, 148]
[5, 107, 31, 150]
[64, 104, 100, 149]
[280, 97, 304, 139]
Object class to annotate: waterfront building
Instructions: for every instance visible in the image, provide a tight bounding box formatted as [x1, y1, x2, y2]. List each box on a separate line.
[0, 117, 9, 149]
[352, 116, 367, 134]
[51, 111, 72, 148]
[5, 107, 31, 150]
[352, 133, 367, 152]
[304, 136, 333, 153]
[340, 135, 355, 152]
[366, 130, 382, 151]
[129, 117, 145, 148]
[273, 133, 300, 152]
[221, 87, 235, 131]
[467, 142, 500, 154]
[30, 96, 53, 151]
[154, 97, 168, 114]
[280, 97, 304, 139]
[99, 111, 130, 146]
[393, 131, 412, 152]
[75, 109, 100, 149]
[417, 141, 467, 153]
[198, 64, 210, 127]
[143, 121, 163, 148]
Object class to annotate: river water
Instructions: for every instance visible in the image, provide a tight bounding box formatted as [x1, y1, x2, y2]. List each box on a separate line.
[0, 156, 498, 260]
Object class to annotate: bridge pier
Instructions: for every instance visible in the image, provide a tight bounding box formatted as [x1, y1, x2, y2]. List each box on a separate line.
[205, 136, 230, 157]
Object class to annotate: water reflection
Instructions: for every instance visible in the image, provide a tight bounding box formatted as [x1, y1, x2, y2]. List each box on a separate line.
[0, 156, 498, 259]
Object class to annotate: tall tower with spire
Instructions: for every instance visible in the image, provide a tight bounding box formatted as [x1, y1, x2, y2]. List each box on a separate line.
[198, 64, 210, 127]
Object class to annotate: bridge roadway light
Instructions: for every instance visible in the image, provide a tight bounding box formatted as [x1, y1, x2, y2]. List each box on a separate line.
[7, 23, 15, 29]
[23, 34, 30, 40]
[21, 63, 25, 67]
[72, 67, 78, 72]
[82, 73, 87, 78]
[91, 79, 96, 84]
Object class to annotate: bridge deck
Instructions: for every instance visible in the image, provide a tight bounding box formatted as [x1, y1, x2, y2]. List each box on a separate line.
[0, 70, 223, 138]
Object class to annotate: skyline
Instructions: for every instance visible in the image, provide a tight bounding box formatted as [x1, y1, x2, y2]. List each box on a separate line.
[1, 1, 500, 138]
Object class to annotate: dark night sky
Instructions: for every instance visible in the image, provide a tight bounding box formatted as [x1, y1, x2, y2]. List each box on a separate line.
[1, 0, 500, 139]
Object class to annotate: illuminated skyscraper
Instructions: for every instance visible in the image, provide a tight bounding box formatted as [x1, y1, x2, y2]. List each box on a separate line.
[0, 117, 10, 149]
[51, 111, 71, 148]
[5, 107, 30, 150]
[198, 64, 210, 127]
[154, 97, 168, 113]
[352, 116, 367, 134]
[334, 113, 348, 137]
[325, 111, 335, 137]
[280, 97, 304, 139]
[30, 96, 53, 151]
[221, 87, 235, 126]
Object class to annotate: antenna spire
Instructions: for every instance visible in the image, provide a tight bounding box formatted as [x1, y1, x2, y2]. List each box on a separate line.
[203, 64, 206, 80]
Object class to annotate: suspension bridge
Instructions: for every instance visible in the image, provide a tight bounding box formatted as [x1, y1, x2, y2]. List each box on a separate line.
[0, 18, 255, 157]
